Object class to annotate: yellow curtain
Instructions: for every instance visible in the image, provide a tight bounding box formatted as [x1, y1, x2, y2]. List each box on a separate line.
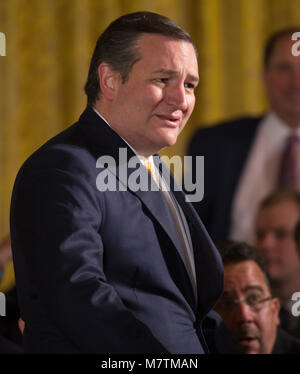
[1, 0, 300, 289]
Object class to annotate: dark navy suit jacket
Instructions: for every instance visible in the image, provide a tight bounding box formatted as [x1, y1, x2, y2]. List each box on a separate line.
[187, 116, 262, 243]
[10, 106, 224, 354]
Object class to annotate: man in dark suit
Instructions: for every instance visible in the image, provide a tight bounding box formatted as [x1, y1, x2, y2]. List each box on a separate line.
[10, 12, 223, 354]
[215, 241, 300, 354]
[187, 27, 300, 244]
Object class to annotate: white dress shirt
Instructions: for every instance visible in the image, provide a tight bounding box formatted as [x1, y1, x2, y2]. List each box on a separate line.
[230, 112, 300, 244]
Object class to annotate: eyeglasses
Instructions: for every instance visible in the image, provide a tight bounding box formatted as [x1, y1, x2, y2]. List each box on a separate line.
[218, 294, 273, 313]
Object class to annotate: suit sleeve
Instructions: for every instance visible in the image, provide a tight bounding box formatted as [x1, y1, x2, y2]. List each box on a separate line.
[11, 151, 168, 354]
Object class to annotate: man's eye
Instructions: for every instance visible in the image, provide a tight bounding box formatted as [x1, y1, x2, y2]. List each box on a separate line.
[184, 82, 195, 90]
[246, 294, 261, 305]
[256, 231, 264, 241]
[275, 229, 290, 240]
[155, 78, 169, 84]
[275, 63, 292, 72]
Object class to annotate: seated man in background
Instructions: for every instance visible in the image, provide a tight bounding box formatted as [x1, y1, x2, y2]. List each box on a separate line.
[255, 189, 300, 338]
[215, 241, 300, 354]
[187, 27, 300, 244]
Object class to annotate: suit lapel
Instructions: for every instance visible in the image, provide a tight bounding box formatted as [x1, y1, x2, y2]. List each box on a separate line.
[163, 168, 224, 317]
[111, 156, 199, 309]
[110, 159, 185, 262]
[122, 162, 198, 309]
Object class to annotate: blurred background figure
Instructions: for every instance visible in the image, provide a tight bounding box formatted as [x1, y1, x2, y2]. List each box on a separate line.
[255, 189, 300, 339]
[188, 27, 300, 244]
[0, 235, 22, 353]
[0, 235, 12, 278]
[215, 241, 300, 354]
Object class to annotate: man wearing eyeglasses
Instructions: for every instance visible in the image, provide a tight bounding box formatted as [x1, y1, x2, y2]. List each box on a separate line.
[215, 241, 300, 354]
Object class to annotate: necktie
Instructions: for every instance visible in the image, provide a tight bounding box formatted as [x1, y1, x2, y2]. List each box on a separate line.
[278, 134, 300, 189]
[144, 161, 159, 186]
[144, 160, 197, 300]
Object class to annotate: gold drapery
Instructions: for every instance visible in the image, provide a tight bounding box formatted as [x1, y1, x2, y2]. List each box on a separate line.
[1, 0, 300, 289]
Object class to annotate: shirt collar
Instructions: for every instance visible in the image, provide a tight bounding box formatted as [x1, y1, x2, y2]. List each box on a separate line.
[262, 111, 300, 138]
[92, 107, 154, 165]
[258, 111, 300, 151]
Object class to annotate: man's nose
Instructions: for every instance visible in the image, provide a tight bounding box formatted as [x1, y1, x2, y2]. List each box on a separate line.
[257, 233, 276, 254]
[165, 84, 189, 111]
[234, 301, 255, 323]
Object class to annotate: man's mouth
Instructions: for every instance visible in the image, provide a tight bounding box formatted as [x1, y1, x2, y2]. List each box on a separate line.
[155, 114, 181, 127]
[240, 336, 256, 342]
[239, 336, 259, 346]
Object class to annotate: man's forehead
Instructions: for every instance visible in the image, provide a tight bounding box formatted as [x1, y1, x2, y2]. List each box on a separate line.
[257, 201, 300, 226]
[269, 36, 300, 62]
[136, 35, 198, 79]
[137, 33, 197, 59]
[224, 261, 269, 291]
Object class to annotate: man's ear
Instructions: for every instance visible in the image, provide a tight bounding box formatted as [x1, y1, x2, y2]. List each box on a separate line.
[271, 297, 281, 326]
[262, 67, 270, 88]
[97, 62, 120, 101]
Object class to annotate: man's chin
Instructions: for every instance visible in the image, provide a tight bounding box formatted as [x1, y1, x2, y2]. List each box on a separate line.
[155, 127, 181, 148]
[156, 136, 179, 150]
[242, 347, 260, 354]
[239, 339, 260, 354]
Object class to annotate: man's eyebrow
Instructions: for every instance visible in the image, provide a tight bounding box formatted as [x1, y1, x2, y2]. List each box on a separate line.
[223, 285, 265, 297]
[243, 285, 264, 293]
[152, 69, 199, 83]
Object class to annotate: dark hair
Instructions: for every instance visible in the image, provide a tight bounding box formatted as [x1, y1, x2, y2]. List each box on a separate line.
[84, 11, 196, 106]
[264, 26, 300, 68]
[258, 188, 300, 212]
[217, 240, 270, 287]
